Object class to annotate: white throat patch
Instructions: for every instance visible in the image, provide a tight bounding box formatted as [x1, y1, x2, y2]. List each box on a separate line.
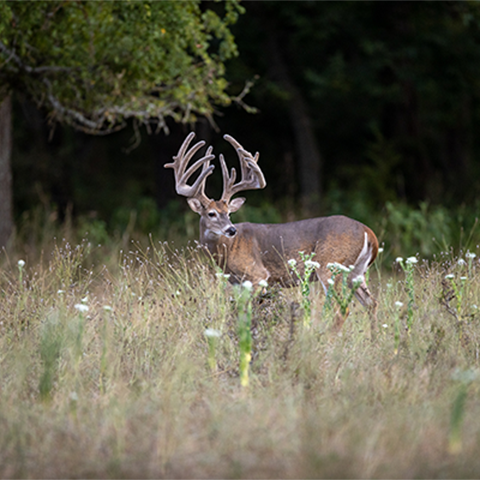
[204, 228, 223, 240]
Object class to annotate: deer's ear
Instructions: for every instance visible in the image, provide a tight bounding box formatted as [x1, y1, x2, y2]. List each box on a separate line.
[187, 198, 204, 214]
[228, 197, 246, 213]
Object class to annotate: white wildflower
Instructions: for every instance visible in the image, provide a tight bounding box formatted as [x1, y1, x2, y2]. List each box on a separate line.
[327, 278, 335, 286]
[445, 274, 455, 280]
[395, 257, 404, 264]
[258, 279, 268, 288]
[204, 328, 222, 338]
[465, 251, 476, 259]
[457, 258, 467, 266]
[242, 280, 253, 291]
[460, 276, 467, 281]
[17, 259, 25, 268]
[352, 275, 364, 285]
[327, 262, 349, 273]
[378, 247, 384, 253]
[74, 304, 89, 313]
[102, 305, 113, 311]
[81, 296, 89, 303]
[288, 259, 297, 268]
[406, 256, 418, 264]
[215, 272, 231, 280]
[57, 290, 65, 295]
[395, 301, 404, 308]
[304, 260, 320, 269]
[382, 324, 388, 328]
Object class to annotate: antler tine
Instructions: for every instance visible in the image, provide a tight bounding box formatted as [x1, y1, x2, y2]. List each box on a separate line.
[220, 134, 266, 203]
[164, 132, 215, 205]
[219, 153, 237, 198]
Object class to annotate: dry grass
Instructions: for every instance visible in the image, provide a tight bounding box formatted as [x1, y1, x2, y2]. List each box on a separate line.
[1, 240, 480, 478]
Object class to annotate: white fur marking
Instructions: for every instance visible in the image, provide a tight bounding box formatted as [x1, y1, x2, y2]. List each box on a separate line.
[204, 228, 223, 240]
[352, 232, 372, 278]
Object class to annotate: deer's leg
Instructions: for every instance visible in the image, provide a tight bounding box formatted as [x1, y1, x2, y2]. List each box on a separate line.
[348, 276, 378, 337]
[347, 233, 379, 334]
[228, 260, 269, 288]
[316, 269, 349, 333]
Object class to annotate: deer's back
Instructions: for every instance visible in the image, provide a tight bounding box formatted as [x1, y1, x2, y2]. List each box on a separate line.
[235, 215, 377, 284]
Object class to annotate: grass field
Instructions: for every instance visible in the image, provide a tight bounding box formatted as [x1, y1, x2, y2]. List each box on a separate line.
[1, 239, 480, 478]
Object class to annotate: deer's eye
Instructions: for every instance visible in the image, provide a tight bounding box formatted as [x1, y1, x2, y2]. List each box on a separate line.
[208, 211, 216, 218]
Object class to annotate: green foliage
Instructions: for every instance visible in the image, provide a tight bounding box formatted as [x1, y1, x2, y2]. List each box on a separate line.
[38, 316, 63, 402]
[395, 256, 418, 330]
[0, 2, 12, 39]
[230, 201, 283, 225]
[0, 1, 244, 131]
[381, 201, 458, 260]
[233, 281, 255, 388]
[324, 263, 363, 318]
[288, 252, 319, 326]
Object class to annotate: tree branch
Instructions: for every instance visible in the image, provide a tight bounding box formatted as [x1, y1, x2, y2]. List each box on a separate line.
[0, 41, 72, 74]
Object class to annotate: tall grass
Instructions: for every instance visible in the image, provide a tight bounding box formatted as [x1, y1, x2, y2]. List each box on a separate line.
[1, 238, 480, 478]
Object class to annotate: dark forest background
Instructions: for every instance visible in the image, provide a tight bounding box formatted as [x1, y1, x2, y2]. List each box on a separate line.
[3, 1, 480, 261]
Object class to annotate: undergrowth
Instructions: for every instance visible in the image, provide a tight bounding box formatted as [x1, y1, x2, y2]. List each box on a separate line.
[0, 239, 480, 478]
[12, 199, 480, 268]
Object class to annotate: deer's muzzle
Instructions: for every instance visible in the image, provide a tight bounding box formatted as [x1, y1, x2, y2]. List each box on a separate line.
[225, 226, 237, 237]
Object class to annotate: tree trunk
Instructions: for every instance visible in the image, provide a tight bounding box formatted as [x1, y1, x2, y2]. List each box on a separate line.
[0, 95, 13, 249]
[266, 27, 322, 216]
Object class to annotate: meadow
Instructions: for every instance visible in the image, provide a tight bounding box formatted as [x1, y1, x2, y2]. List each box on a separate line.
[1, 228, 480, 478]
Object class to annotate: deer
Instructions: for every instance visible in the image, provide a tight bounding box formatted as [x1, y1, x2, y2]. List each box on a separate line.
[165, 132, 379, 329]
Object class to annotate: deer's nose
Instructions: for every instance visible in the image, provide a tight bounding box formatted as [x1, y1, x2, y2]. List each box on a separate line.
[225, 226, 237, 237]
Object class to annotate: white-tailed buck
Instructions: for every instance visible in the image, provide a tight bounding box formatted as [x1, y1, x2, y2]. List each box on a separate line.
[165, 132, 378, 323]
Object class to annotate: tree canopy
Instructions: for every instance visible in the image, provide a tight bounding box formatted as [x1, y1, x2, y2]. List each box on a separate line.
[0, 1, 243, 133]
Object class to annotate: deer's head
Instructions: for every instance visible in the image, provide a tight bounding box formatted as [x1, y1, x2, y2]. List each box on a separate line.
[165, 133, 266, 240]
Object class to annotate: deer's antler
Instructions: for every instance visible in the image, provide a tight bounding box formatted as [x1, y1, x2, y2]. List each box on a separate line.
[164, 132, 215, 206]
[220, 134, 266, 204]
